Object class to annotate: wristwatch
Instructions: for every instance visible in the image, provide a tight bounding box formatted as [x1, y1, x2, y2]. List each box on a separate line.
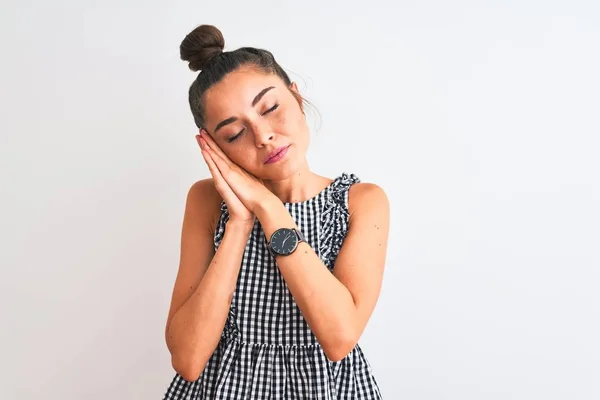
[267, 227, 306, 256]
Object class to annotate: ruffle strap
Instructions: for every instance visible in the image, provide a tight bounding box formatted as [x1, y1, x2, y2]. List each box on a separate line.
[318, 173, 360, 270]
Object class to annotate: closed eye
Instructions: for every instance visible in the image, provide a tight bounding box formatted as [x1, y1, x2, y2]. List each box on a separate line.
[262, 104, 279, 115]
[227, 128, 244, 143]
[227, 104, 279, 143]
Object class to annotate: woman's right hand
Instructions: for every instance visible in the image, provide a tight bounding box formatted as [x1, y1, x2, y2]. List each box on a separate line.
[196, 133, 255, 226]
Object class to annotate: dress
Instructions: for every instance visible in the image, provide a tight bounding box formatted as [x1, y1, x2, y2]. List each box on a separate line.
[163, 173, 383, 400]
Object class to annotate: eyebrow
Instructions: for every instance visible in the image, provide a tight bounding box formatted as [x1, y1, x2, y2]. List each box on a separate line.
[213, 86, 276, 133]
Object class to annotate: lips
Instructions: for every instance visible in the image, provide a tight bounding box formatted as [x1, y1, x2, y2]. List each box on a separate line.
[264, 145, 290, 164]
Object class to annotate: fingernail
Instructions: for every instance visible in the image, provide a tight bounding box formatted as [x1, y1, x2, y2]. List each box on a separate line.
[200, 137, 210, 150]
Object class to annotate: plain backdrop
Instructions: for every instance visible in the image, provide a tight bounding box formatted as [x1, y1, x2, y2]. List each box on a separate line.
[1, 1, 599, 399]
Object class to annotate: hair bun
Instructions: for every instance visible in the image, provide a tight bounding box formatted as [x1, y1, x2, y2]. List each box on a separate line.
[180, 24, 225, 72]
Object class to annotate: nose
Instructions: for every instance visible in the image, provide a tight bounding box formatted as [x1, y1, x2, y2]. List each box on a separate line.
[252, 122, 274, 148]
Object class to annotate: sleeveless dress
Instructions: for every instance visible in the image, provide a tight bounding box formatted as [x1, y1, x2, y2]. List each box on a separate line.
[163, 173, 383, 400]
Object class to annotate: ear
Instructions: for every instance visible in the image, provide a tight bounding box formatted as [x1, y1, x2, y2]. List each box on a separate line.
[290, 81, 299, 93]
[289, 82, 305, 113]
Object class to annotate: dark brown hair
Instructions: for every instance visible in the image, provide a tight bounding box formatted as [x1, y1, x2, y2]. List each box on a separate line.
[180, 24, 300, 130]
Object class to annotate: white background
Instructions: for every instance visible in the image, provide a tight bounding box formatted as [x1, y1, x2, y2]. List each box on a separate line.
[1, 1, 599, 399]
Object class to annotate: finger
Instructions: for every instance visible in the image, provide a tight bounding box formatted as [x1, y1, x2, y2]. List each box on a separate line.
[202, 150, 239, 202]
[197, 134, 240, 200]
[199, 145, 216, 175]
[206, 147, 232, 175]
[200, 130, 232, 165]
[197, 136, 218, 174]
[197, 134, 209, 152]
[201, 147, 227, 186]
[198, 134, 232, 175]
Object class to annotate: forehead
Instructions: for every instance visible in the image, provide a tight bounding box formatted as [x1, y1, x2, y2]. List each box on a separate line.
[204, 67, 284, 117]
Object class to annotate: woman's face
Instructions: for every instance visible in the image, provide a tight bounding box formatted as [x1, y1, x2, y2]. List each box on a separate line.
[202, 66, 310, 181]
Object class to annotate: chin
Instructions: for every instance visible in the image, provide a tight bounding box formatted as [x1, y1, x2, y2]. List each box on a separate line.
[259, 159, 299, 181]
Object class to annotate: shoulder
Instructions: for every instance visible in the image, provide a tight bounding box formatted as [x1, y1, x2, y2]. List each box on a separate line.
[185, 178, 223, 232]
[347, 181, 389, 218]
[187, 178, 220, 203]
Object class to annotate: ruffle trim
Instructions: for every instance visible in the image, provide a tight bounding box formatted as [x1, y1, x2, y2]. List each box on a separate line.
[213, 200, 230, 250]
[163, 340, 380, 399]
[318, 172, 360, 269]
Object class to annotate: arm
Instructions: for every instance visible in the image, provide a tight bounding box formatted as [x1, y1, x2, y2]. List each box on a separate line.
[254, 182, 390, 361]
[165, 179, 253, 382]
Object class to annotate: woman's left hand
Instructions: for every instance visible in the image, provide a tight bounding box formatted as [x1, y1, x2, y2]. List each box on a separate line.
[197, 130, 277, 213]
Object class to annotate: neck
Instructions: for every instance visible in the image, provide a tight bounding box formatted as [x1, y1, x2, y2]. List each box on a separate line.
[263, 163, 331, 204]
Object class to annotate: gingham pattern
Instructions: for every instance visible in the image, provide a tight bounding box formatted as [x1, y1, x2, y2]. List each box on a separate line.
[163, 173, 383, 399]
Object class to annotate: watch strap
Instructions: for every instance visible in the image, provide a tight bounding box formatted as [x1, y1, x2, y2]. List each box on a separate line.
[294, 228, 306, 243]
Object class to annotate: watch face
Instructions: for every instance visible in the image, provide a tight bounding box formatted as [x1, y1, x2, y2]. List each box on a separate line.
[270, 228, 299, 255]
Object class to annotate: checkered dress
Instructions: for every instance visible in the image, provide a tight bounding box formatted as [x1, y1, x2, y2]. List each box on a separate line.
[163, 173, 383, 399]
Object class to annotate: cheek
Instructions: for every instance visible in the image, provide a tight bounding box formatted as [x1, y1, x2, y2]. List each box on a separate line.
[290, 110, 310, 146]
[226, 147, 258, 172]
[276, 108, 308, 137]
[274, 109, 287, 127]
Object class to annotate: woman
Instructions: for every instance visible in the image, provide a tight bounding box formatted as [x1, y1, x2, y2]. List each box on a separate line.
[163, 24, 390, 399]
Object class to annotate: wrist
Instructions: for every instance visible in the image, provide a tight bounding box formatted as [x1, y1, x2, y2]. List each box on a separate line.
[254, 195, 281, 218]
[225, 218, 255, 235]
[255, 197, 297, 239]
